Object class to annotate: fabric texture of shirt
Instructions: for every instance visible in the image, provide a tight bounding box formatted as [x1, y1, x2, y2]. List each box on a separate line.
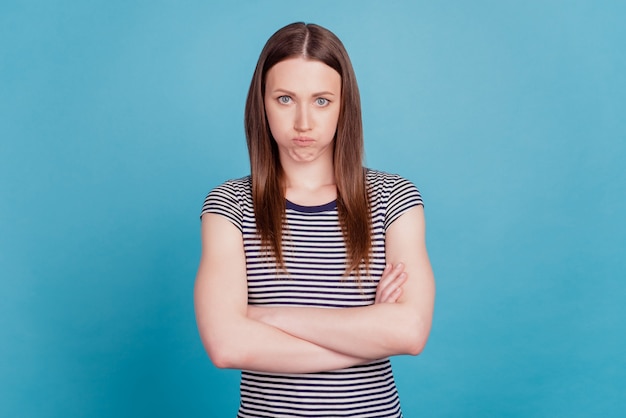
[201, 169, 423, 418]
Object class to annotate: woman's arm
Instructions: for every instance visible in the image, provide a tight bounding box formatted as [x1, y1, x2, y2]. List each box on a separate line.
[194, 213, 371, 373]
[248, 205, 435, 360]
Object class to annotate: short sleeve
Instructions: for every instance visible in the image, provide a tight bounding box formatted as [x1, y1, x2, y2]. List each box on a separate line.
[200, 179, 246, 232]
[384, 176, 423, 231]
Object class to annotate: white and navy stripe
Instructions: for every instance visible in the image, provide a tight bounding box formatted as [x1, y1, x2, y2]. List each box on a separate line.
[201, 169, 423, 417]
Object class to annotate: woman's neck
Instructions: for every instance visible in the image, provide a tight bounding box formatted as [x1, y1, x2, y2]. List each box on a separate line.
[281, 156, 337, 206]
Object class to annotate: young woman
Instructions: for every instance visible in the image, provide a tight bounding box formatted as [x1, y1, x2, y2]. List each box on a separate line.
[194, 22, 435, 417]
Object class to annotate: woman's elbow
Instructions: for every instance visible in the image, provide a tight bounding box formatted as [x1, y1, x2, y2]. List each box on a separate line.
[401, 317, 431, 356]
[201, 334, 246, 369]
[207, 346, 235, 369]
[405, 334, 428, 356]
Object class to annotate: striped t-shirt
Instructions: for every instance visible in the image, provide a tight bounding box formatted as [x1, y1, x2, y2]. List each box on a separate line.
[201, 169, 423, 418]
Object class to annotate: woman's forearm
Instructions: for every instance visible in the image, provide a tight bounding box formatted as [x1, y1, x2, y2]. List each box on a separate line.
[200, 313, 370, 373]
[248, 303, 428, 360]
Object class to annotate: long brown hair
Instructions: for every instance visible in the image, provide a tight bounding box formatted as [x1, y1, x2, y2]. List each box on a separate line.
[244, 22, 370, 277]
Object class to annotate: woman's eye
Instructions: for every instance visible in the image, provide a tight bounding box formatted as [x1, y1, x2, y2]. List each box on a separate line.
[278, 96, 291, 104]
[315, 98, 329, 106]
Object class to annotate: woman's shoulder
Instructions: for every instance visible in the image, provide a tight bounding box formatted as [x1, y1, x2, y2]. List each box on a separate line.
[200, 176, 252, 223]
[366, 167, 422, 205]
[206, 175, 252, 199]
[365, 169, 423, 227]
[365, 168, 416, 189]
[212, 175, 251, 191]
[202, 175, 251, 208]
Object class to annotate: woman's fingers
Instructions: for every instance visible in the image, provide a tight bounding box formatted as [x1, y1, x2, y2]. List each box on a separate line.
[375, 263, 407, 303]
[374, 264, 392, 304]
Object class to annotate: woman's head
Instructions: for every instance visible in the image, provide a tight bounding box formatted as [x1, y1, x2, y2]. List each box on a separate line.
[245, 23, 371, 277]
[245, 22, 363, 176]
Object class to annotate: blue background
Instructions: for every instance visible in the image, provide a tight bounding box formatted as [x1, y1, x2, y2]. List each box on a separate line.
[1, 1, 624, 416]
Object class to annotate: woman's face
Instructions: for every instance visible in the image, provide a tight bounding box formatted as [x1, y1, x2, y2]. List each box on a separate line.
[264, 57, 341, 167]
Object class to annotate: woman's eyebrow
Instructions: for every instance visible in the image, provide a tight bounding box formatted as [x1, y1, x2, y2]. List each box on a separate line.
[271, 88, 337, 97]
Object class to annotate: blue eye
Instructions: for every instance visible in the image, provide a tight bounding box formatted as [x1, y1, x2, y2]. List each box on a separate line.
[278, 96, 292, 104]
[316, 98, 329, 106]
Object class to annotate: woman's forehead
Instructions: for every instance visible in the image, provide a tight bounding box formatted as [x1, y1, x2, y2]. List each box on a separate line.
[265, 57, 341, 93]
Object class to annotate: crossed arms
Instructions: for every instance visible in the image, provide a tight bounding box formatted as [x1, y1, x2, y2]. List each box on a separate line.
[194, 205, 435, 374]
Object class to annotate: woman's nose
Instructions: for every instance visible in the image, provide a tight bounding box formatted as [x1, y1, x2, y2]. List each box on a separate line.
[294, 104, 311, 132]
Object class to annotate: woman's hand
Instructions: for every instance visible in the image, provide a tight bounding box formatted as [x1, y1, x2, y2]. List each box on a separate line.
[375, 263, 407, 304]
